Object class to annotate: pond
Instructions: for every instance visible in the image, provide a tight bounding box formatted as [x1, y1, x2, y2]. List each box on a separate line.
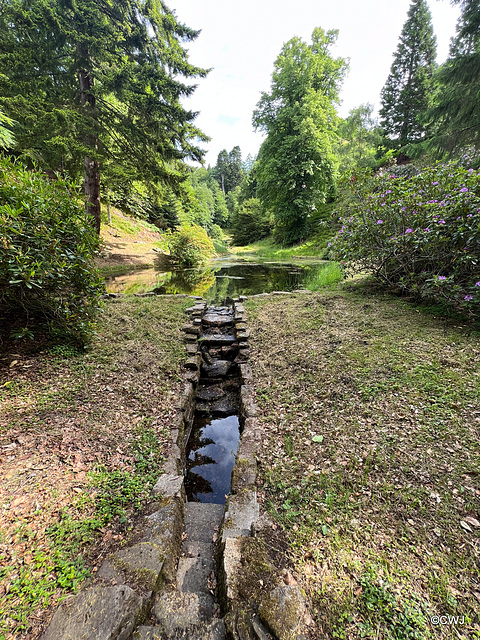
[104, 255, 329, 303]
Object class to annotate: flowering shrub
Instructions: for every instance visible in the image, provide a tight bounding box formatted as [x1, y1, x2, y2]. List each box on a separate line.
[168, 224, 214, 267]
[329, 163, 480, 313]
[0, 158, 103, 342]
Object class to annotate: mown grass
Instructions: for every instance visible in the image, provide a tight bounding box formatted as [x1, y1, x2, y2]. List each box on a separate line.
[230, 232, 330, 259]
[0, 296, 189, 639]
[246, 284, 480, 640]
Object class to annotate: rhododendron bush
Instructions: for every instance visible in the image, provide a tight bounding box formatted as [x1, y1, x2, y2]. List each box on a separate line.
[330, 163, 480, 312]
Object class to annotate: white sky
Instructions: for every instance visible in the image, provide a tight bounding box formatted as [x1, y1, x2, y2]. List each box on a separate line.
[169, 0, 461, 166]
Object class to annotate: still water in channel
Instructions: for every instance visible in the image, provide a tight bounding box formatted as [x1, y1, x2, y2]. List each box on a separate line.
[104, 256, 328, 303]
[185, 414, 240, 504]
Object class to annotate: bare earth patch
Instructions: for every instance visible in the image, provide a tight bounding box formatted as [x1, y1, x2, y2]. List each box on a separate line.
[246, 287, 480, 640]
[96, 209, 167, 270]
[0, 296, 188, 639]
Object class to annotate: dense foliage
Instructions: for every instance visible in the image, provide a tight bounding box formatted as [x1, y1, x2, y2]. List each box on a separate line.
[329, 163, 480, 312]
[167, 224, 215, 267]
[0, 0, 208, 231]
[253, 28, 347, 245]
[230, 198, 272, 246]
[336, 104, 383, 173]
[426, 0, 480, 154]
[379, 0, 436, 147]
[0, 158, 103, 341]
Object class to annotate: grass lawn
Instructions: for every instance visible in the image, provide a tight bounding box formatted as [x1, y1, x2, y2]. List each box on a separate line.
[230, 235, 330, 260]
[246, 282, 480, 640]
[0, 296, 188, 640]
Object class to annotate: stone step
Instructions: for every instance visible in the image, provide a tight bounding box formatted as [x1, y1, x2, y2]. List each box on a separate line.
[177, 555, 215, 593]
[201, 333, 237, 345]
[134, 618, 225, 640]
[184, 503, 224, 542]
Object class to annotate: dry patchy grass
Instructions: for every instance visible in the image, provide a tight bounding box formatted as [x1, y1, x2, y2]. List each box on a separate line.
[247, 287, 480, 640]
[0, 296, 188, 639]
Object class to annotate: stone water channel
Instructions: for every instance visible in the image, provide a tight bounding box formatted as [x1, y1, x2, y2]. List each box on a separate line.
[42, 296, 313, 640]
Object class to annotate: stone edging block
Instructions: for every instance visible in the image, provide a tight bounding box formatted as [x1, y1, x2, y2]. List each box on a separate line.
[42, 584, 145, 640]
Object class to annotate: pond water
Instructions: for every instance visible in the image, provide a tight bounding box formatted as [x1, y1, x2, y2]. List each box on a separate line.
[104, 255, 328, 303]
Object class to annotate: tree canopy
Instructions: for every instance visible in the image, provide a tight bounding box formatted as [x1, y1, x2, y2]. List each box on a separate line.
[253, 28, 347, 245]
[0, 0, 209, 231]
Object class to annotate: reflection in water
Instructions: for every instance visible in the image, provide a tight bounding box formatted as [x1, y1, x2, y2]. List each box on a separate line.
[104, 257, 329, 303]
[185, 414, 240, 504]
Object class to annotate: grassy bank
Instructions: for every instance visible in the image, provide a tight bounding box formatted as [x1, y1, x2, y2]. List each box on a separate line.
[0, 296, 188, 639]
[231, 234, 330, 260]
[246, 284, 480, 640]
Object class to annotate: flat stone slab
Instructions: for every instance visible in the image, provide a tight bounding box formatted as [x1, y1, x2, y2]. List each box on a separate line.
[177, 556, 215, 593]
[203, 312, 234, 327]
[201, 360, 231, 377]
[223, 490, 259, 541]
[42, 584, 143, 640]
[210, 396, 238, 417]
[152, 474, 184, 500]
[99, 543, 164, 591]
[196, 385, 226, 402]
[185, 503, 224, 543]
[201, 334, 237, 345]
[135, 619, 225, 640]
[153, 591, 214, 631]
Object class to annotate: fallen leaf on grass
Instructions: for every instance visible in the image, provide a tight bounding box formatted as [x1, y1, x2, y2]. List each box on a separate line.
[464, 516, 480, 528]
[460, 520, 473, 532]
[312, 435, 324, 443]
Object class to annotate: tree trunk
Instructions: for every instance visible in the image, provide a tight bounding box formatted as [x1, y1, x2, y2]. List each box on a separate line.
[78, 44, 101, 234]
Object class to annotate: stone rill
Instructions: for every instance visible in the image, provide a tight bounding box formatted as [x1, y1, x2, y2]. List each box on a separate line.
[185, 305, 241, 505]
[41, 295, 312, 640]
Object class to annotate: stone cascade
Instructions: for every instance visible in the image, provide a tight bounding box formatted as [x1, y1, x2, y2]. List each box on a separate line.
[41, 295, 312, 640]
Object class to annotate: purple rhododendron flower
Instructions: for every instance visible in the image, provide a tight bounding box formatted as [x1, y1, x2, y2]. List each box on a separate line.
[438, 220, 445, 224]
[377, 220, 383, 224]
[467, 214, 473, 218]
[432, 181, 438, 185]
[424, 228, 430, 232]
[438, 276, 447, 280]
[465, 295, 473, 302]
[460, 187, 468, 192]
[405, 228, 413, 233]
[475, 282, 480, 287]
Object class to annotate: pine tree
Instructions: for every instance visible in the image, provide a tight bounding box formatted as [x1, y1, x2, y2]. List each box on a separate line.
[0, 0, 208, 232]
[379, 0, 437, 147]
[426, 0, 480, 153]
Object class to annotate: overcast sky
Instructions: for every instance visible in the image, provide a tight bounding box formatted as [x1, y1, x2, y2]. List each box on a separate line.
[169, 0, 461, 166]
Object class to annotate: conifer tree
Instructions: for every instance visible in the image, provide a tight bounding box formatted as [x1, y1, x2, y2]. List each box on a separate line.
[379, 0, 437, 147]
[426, 0, 480, 153]
[0, 0, 208, 233]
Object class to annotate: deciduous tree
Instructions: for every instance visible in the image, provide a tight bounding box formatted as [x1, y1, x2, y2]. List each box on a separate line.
[253, 28, 347, 245]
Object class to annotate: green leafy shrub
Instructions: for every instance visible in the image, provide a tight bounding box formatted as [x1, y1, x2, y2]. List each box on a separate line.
[168, 224, 214, 267]
[230, 197, 272, 246]
[0, 157, 103, 342]
[329, 163, 480, 313]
